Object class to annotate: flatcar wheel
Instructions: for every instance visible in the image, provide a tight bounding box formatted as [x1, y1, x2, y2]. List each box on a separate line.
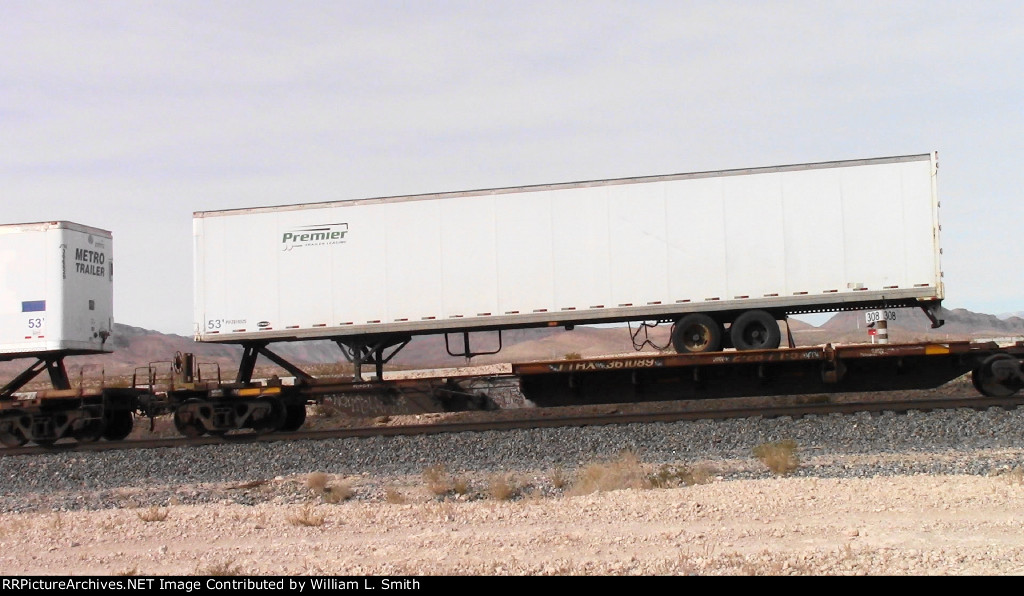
[279, 402, 307, 432]
[74, 418, 106, 443]
[672, 314, 722, 353]
[730, 310, 781, 351]
[0, 428, 28, 448]
[255, 396, 286, 433]
[102, 410, 135, 441]
[173, 401, 206, 438]
[972, 353, 1022, 397]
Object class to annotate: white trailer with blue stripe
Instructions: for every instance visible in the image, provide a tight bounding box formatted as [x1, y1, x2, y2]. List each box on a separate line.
[0, 221, 114, 360]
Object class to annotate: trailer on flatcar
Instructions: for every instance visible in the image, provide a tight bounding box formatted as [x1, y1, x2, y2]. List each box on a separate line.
[0, 222, 139, 447]
[192, 152, 946, 385]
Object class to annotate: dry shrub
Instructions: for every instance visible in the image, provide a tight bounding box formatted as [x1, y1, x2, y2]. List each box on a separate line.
[384, 487, 408, 504]
[570, 450, 653, 495]
[304, 472, 354, 503]
[995, 466, 1024, 485]
[563, 352, 582, 360]
[752, 439, 800, 476]
[423, 465, 452, 496]
[550, 466, 569, 489]
[687, 465, 716, 485]
[306, 472, 330, 492]
[136, 506, 169, 523]
[649, 463, 716, 488]
[287, 505, 326, 527]
[323, 480, 355, 504]
[487, 474, 517, 501]
[197, 560, 243, 576]
[451, 476, 470, 495]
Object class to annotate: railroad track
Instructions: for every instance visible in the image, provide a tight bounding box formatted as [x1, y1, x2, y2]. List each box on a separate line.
[4, 390, 1021, 457]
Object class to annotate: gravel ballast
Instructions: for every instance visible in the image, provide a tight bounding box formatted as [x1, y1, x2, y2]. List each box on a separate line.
[2, 405, 1024, 575]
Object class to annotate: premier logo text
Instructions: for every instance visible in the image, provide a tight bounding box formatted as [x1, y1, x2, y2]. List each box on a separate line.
[281, 223, 349, 251]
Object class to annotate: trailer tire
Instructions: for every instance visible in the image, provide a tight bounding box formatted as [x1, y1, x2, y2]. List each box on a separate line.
[672, 314, 722, 353]
[730, 310, 781, 351]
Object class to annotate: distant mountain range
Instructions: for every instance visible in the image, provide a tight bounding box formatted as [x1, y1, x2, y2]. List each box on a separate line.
[3, 306, 1023, 383]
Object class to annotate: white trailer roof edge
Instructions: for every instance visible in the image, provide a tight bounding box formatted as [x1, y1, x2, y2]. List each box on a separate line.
[0, 221, 112, 237]
[194, 152, 937, 218]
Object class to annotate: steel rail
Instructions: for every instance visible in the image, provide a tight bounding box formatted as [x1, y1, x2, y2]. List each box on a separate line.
[3, 391, 1021, 457]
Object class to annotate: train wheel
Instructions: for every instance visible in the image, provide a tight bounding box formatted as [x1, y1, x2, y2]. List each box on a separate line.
[255, 396, 286, 433]
[730, 310, 781, 351]
[972, 353, 1022, 397]
[672, 314, 722, 353]
[0, 428, 27, 448]
[173, 400, 206, 438]
[102, 410, 135, 441]
[279, 402, 307, 432]
[74, 419, 106, 443]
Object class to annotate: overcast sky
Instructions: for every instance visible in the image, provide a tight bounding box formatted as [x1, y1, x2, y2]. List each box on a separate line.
[3, 1, 1022, 335]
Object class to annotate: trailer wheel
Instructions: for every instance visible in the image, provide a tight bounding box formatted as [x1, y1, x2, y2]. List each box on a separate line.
[102, 410, 134, 441]
[972, 353, 1023, 397]
[730, 310, 781, 351]
[672, 314, 722, 353]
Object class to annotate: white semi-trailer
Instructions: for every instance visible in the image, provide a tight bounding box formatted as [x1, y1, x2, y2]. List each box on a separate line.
[193, 152, 943, 380]
[0, 221, 114, 361]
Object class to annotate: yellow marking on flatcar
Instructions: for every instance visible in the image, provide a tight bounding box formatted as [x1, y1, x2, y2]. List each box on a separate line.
[236, 386, 282, 396]
[924, 345, 950, 355]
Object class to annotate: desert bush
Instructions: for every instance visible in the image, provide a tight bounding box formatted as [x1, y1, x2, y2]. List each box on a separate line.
[423, 465, 452, 496]
[993, 466, 1024, 485]
[563, 352, 582, 360]
[487, 474, 517, 501]
[752, 439, 800, 476]
[304, 472, 354, 503]
[570, 450, 653, 495]
[323, 480, 355, 504]
[384, 487, 408, 504]
[287, 505, 326, 527]
[549, 466, 569, 489]
[306, 472, 329, 492]
[196, 560, 243, 576]
[649, 463, 716, 488]
[451, 476, 470, 495]
[136, 506, 169, 523]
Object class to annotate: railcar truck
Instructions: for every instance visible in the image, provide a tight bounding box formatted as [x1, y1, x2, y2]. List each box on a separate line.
[194, 152, 944, 381]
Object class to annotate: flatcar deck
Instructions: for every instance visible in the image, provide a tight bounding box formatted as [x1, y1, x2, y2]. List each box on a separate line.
[514, 341, 1024, 406]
